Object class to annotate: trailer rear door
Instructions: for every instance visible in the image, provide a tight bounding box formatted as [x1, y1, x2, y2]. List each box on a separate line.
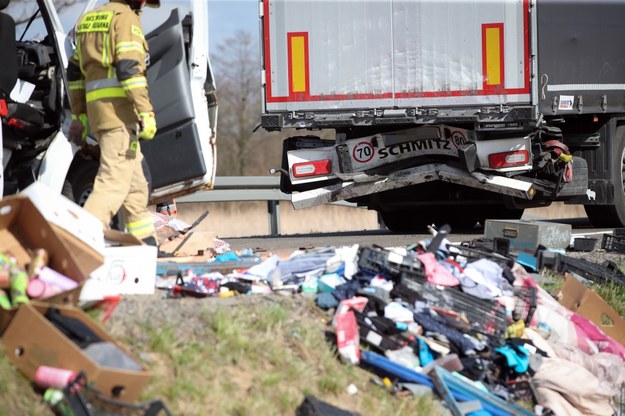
[262, 0, 531, 112]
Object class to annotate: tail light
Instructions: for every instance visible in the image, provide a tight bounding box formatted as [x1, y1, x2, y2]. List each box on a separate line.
[7, 118, 24, 129]
[292, 159, 332, 178]
[488, 150, 529, 168]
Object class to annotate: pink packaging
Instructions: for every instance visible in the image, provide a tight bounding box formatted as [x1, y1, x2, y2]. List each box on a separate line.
[35, 366, 77, 389]
[26, 278, 61, 299]
[36, 267, 78, 292]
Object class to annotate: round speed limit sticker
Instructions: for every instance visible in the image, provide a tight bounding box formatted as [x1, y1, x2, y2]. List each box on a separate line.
[353, 142, 375, 163]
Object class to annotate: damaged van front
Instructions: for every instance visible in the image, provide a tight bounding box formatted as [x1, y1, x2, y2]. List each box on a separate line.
[0, 0, 217, 205]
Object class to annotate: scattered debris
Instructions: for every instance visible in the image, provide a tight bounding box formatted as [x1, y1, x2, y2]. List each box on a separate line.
[2, 183, 625, 415]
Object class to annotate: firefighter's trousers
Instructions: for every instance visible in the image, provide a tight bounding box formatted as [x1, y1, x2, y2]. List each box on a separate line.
[84, 124, 156, 240]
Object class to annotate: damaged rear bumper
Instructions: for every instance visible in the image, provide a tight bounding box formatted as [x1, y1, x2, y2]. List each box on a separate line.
[291, 163, 536, 209]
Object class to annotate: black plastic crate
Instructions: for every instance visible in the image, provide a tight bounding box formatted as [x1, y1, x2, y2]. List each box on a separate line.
[601, 234, 625, 254]
[392, 276, 507, 340]
[357, 245, 425, 282]
[448, 244, 516, 269]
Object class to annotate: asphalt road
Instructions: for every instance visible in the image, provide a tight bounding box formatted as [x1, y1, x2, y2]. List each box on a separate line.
[223, 216, 613, 255]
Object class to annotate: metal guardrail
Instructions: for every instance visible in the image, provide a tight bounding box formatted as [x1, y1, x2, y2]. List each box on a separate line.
[177, 176, 364, 235]
[177, 176, 286, 235]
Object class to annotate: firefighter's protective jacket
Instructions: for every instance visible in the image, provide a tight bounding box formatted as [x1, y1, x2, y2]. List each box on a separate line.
[67, 0, 152, 132]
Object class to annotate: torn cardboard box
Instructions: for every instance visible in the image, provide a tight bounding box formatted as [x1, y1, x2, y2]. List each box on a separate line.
[558, 273, 625, 346]
[1, 302, 151, 403]
[19, 181, 105, 252]
[81, 230, 157, 301]
[20, 181, 105, 277]
[0, 196, 104, 334]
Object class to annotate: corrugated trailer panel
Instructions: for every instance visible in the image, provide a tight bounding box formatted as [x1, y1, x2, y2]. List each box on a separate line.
[537, 0, 625, 115]
[263, 0, 531, 112]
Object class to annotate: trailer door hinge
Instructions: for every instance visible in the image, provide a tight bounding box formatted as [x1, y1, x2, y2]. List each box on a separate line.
[601, 95, 608, 112]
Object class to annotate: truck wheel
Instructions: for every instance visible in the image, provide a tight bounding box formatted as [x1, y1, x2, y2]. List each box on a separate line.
[584, 126, 625, 227]
[380, 210, 432, 233]
[479, 205, 524, 224]
[66, 160, 99, 207]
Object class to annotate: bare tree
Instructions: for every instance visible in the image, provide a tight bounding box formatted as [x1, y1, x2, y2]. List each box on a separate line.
[8, 0, 83, 25]
[212, 30, 264, 176]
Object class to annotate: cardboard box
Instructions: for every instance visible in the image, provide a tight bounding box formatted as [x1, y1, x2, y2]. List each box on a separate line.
[0, 196, 104, 334]
[1, 302, 151, 402]
[20, 181, 105, 252]
[20, 181, 105, 277]
[80, 230, 157, 301]
[558, 274, 625, 346]
[484, 219, 571, 252]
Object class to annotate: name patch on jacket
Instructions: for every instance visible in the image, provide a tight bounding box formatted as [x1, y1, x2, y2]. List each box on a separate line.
[77, 11, 113, 33]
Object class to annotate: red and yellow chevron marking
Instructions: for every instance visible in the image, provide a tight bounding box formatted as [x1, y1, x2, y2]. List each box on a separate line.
[482, 23, 504, 90]
[288, 32, 310, 97]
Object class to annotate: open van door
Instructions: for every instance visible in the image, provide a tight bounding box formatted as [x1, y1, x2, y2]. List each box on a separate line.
[142, 0, 217, 203]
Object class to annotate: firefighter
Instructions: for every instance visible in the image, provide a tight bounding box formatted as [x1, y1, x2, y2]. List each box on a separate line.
[67, 0, 160, 246]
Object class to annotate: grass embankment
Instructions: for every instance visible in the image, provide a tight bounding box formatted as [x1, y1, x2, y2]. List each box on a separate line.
[0, 296, 442, 415]
[123, 297, 441, 415]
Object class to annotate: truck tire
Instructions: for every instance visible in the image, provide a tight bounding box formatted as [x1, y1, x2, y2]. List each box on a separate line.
[479, 205, 524, 224]
[380, 207, 476, 233]
[584, 126, 625, 227]
[66, 160, 99, 207]
[380, 209, 432, 233]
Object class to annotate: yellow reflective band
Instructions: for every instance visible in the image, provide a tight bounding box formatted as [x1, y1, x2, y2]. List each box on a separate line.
[116, 41, 145, 54]
[68, 80, 86, 90]
[103, 33, 111, 76]
[121, 77, 147, 90]
[86, 87, 126, 102]
[126, 218, 155, 238]
[131, 25, 144, 39]
[77, 11, 113, 33]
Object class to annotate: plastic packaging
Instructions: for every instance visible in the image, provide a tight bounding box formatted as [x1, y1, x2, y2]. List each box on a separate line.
[37, 267, 78, 292]
[28, 248, 49, 279]
[26, 278, 59, 299]
[0, 289, 11, 309]
[35, 366, 78, 389]
[385, 346, 420, 370]
[9, 269, 29, 306]
[43, 388, 75, 416]
[0, 254, 15, 289]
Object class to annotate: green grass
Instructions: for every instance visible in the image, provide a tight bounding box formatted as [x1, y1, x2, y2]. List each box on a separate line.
[593, 281, 625, 318]
[125, 297, 442, 415]
[0, 345, 51, 416]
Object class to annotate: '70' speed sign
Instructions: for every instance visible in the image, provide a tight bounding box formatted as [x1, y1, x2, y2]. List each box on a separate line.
[353, 142, 375, 163]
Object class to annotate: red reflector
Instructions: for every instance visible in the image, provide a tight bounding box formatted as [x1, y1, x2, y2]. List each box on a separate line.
[292, 159, 332, 178]
[8, 118, 24, 129]
[488, 150, 529, 168]
[0, 99, 7, 117]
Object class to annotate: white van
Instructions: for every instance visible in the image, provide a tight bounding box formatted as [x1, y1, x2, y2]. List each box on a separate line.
[0, 0, 217, 205]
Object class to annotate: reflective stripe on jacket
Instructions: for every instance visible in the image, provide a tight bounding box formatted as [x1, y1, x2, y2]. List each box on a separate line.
[67, 0, 153, 133]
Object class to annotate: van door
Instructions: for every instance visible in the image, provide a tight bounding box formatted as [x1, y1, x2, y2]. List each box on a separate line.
[142, 0, 216, 203]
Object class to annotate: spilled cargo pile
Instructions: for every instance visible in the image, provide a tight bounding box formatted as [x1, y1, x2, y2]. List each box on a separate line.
[1, 182, 625, 415]
[149, 224, 625, 415]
